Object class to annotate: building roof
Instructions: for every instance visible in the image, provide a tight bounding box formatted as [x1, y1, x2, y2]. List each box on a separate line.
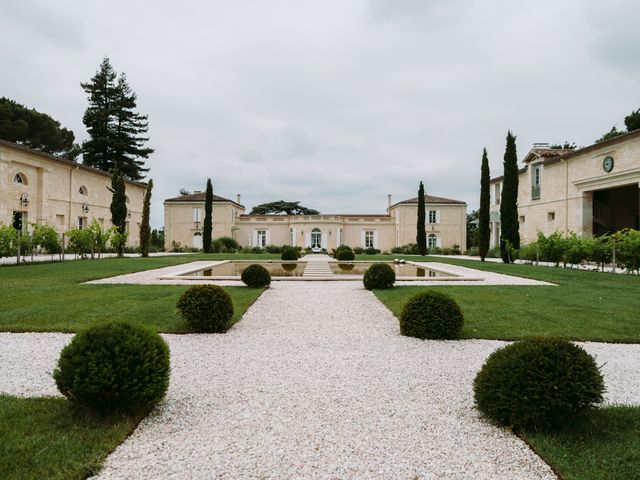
[391, 194, 466, 207]
[164, 191, 244, 208]
[0, 138, 148, 187]
[490, 166, 528, 184]
[523, 147, 574, 163]
[239, 213, 391, 218]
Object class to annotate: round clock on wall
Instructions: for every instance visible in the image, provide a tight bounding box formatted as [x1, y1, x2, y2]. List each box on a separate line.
[603, 156, 614, 173]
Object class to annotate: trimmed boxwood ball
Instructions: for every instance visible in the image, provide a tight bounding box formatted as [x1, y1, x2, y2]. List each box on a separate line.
[241, 263, 271, 288]
[473, 338, 605, 431]
[334, 245, 355, 261]
[363, 263, 395, 289]
[176, 284, 234, 332]
[400, 291, 463, 339]
[53, 322, 170, 415]
[281, 247, 298, 261]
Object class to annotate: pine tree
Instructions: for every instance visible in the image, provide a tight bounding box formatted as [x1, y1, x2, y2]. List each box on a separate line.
[203, 178, 213, 253]
[139, 179, 153, 257]
[417, 181, 427, 255]
[81, 57, 153, 180]
[0, 97, 81, 159]
[478, 148, 491, 261]
[500, 131, 520, 263]
[109, 170, 127, 257]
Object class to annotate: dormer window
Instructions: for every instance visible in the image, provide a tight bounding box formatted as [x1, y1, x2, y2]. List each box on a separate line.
[79, 186, 88, 195]
[13, 173, 27, 185]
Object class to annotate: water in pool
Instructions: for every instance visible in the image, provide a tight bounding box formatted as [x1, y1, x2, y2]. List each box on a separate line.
[182, 261, 307, 277]
[330, 261, 453, 277]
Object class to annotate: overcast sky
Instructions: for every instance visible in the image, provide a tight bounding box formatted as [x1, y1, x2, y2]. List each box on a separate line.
[2, 0, 639, 228]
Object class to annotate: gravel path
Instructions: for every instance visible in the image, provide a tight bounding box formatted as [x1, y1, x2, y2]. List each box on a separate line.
[1, 282, 638, 478]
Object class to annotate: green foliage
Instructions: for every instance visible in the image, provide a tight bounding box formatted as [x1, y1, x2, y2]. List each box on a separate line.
[479, 148, 491, 261]
[109, 171, 127, 256]
[0, 97, 80, 160]
[334, 244, 355, 260]
[250, 200, 319, 215]
[203, 178, 213, 253]
[417, 181, 427, 255]
[390, 243, 420, 255]
[625, 108, 640, 132]
[474, 338, 604, 431]
[550, 141, 577, 150]
[66, 227, 94, 255]
[595, 126, 625, 144]
[281, 246, 299, 260]
[364, 247, 380, 255]
[500, 131, 520, 262]
[614, 229, 640, 273]
[139, 179, 153, 257]
[0, 224, 18, 257]
[53, 322, 170, 415]
[176, 284, 234, 333]
[31, 224, 61, 255]
[264, 244, 283, 254]
[212, 236, 239, 253]
[241, 264, 271, 288]
[400, 290, 463, 339]
[363, 263, 396, 290]
[81, 57, 153, 180]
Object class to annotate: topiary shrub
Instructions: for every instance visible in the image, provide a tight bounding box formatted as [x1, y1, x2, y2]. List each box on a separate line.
[364, 247, 380, 255]
[53, 322, 170, 415]
[363, 263, 395, 289]
[334, 245, 355, 261]
[176, 284, 234, 332]
[400, 291, 464, 339]
[241, 264, 271, 288]
[474, 338, 605, 431]
[281, 247, 298, 261]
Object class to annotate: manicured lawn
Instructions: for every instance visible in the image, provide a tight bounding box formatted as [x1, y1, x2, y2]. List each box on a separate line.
[0, 254, 272, 332]
[523, 406, 640, 480]
[371, 255, 640, 342]
[0, 395, 140, 480]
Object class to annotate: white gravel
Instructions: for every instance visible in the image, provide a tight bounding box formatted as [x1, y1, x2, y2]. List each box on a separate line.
[1, 282, 638, 479]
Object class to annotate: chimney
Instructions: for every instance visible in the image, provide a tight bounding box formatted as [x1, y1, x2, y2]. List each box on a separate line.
[236, 194, 241, 204]
[387, 194, 392, 209]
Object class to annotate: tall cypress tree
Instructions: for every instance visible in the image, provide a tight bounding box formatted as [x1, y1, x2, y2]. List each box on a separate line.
[500, 131, 520, 263]
[417, 181, 427, 255]
[82, 57, 153, 180]
[203, 178, 213, 253]
[109, 170, 127, 257]
[139, 179, 153, 257]
[478, 148, 491, 261]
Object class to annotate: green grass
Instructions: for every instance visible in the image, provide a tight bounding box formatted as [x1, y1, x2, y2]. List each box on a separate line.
[0, 254, 271, 332]
[372, 255, 640, 342]
[0, 395, 139, 480]
[523, 406, 640, 480]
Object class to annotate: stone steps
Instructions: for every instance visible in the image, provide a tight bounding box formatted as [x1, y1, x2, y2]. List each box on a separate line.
[302, 261, 334, 278]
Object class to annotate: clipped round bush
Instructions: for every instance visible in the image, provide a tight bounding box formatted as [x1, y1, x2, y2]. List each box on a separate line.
[281, 247, 298, 261]
[363, 263, 395, 290]
[241, 264, 271, 288]
[53, 322, 170, 415]
[334, 245, 355, 261]
[400, 291, 463, 339]
[176, 284, 234, 332]
[474, 338, 605, 431]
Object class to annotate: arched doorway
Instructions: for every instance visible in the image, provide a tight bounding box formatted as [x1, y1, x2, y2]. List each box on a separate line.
[193, 232, 203, 250]
[311, 228, 322, 251]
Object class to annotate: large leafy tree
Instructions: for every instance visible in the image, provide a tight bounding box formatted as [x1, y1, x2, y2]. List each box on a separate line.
[624, 108, 640, 132]
[0, 97, 80, 159]
[417, 181, 427, 256]
[500, 131, 520, 263]
[250, 201, 319, 215]
[81, 57, 153, 180]
[139, 179, 153, 257]
[478, 148, 491, 261]
[109, 170, 127, 257]
[203, 178, 213, 253]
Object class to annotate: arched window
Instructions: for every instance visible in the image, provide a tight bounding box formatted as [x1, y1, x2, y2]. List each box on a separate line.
[428, 234, 438, 249]
[13, 173, 27, 185]
[192, 232, 203, 250]
[79, 186, 88, 195]
[311, 228, 322, 249]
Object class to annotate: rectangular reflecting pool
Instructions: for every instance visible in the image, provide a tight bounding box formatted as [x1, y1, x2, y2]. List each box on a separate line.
[329, 262, 454, 278]
[181, 261, 307, 277]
